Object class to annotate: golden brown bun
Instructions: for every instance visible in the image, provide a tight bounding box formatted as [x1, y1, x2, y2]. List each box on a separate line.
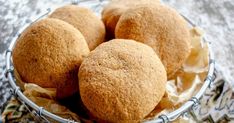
[79, 39, 166, 122]
[12, 18, 90, 99]
[50, 5, 106, 50]
[115, 4, 191, 78]
[102, 0, 160, 39]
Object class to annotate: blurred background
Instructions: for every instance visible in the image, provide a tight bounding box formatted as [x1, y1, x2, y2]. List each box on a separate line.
[0, 0, 233, 115]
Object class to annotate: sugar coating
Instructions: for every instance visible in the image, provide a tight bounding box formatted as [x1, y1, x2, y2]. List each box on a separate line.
[50, 5, 106, 50]
[115, 4, 191, 78]
[12, 18, 90, 99]
[79, 39, 166, 122]
[102, 0, 160, 39]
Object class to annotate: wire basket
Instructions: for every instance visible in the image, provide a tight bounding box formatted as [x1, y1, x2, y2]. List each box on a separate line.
[3, 0, 216, 122]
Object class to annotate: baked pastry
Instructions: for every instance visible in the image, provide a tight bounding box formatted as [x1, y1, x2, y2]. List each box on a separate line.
[50, 5, 106, 50]
[12, 18, 90, 99]
[115, 4, 191, 78]
[102, 0, 160, 39]
[79, 39, 166, 122]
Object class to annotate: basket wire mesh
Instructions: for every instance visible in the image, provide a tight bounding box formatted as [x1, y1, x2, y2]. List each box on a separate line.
[3, 0, 216, 123]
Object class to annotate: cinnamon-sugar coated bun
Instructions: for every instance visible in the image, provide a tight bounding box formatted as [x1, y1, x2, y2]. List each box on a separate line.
[115, 4, 191, 78]
[12, 18, 90, 99]
[79, 39, 166, 122]
[50, 5, 106, 50]
[102, 0, 160, 39]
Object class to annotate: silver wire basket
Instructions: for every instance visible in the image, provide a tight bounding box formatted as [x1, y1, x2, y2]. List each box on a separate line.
[3, 0, 216, 122]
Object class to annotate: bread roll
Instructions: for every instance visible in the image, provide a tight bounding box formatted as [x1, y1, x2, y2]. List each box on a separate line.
[115, 4, 191, 78]
[50, 5, 106, 50]
[79, 39, 166, 122]
[102, 0, 160, 39]
[13, 18, 90, 99]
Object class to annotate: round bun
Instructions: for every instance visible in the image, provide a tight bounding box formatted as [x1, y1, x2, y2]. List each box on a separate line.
[102, 0, 160, 39]
[50, 5, 106, 50]
[79, 39, 166, 122]
[115, 4, 191, 78]
[12, 18, 90, 99]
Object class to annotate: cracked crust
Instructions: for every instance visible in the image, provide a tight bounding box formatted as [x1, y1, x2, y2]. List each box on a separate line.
[115, 4, 191, 78]
[79, 39, 166, 122]
[50, 5, 106, 50]
[12, 18, 90, 99]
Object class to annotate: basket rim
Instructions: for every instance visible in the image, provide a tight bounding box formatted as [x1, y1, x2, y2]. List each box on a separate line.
[4, 3, 215, 123]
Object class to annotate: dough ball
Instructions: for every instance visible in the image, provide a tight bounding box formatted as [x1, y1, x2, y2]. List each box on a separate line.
[13, 18, 90, 99]
[102, 0, 160, 39]
[115, 4, 191, 78]
[79, 39, 166, 122]
[50, 5, 106, 50]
